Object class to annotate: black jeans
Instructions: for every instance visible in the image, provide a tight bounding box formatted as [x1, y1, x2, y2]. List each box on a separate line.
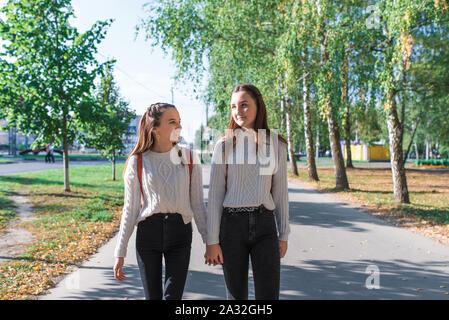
[136, 213, 192, 300]
[219, 205, 280, 300]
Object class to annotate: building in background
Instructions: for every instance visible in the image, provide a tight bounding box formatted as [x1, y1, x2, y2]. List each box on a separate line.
[0, 120, 9, 146]
[0, 119, 37, 155]
[1, 115, 190, 156]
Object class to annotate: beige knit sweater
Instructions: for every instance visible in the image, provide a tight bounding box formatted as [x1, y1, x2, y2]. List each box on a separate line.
[114, 145, 207, 258]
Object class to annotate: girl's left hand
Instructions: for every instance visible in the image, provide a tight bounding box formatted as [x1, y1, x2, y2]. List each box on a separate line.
[279, 241, 288, 258]
[113, 257, 126, 282]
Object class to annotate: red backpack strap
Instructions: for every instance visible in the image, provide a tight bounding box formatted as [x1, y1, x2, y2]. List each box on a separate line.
[188, 149, 193, 190]
[222, 140, 227, 193]
[268, 138, 279, 194]
[137, 153, 144, 206]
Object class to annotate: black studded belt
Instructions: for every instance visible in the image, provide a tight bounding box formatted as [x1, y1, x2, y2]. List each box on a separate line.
[223, 204, 273, 214]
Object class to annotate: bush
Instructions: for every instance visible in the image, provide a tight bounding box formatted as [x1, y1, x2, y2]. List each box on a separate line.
[70, 208, 112, 222]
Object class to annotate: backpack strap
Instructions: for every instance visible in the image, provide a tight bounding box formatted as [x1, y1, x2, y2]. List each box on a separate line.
[137, 150, 193, 208]
[222, 140, 227, 193]
[188, 148, 193, 190]
[221, 136, 277, 195]
[270, 137, 278, 194]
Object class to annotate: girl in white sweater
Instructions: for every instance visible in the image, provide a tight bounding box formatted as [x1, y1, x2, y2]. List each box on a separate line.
[113, 103, 207, 300]
[204, 84, 290, 300]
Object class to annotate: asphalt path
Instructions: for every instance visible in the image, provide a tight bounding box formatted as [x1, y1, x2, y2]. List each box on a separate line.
[3, 160, 449, 299]
[0, 158, 123, 176]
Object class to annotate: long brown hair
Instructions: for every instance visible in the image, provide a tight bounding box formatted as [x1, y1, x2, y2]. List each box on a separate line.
[222, 84, 288, 148]
[123, 102, 183, 175]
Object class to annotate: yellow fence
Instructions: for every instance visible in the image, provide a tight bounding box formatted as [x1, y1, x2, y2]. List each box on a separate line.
[368, 145, 390, 161]
[343, 144, 390, 161]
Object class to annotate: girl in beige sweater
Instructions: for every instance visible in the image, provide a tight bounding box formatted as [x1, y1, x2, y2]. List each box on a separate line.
[204, 84, 290, 300]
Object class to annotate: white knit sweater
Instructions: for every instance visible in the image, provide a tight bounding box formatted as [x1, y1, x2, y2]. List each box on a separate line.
[206, 136, 290, 245]
[114, 145, 207, 258]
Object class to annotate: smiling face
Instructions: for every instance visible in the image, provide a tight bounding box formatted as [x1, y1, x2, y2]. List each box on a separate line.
[230, 90, 258, 130]
[152, 107, 182, 144]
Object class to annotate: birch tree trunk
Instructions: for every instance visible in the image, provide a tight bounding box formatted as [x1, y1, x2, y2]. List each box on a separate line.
[435, 138, 439, 158]
[112, 150, 116, 181]
[318, 25, 349, 188]
[62, 113, 70, 192]
[342, 48, 353, 168]
[280, 96, 285, 133]
[283, 93, 298, 176]
[344, 108, 353, 168]
[403, 115, 421, 166]
[326, 103, 349, 189]
[386, 93, 410, 203]
[316, 0, 349, 189]
[315, 122, 320, 158]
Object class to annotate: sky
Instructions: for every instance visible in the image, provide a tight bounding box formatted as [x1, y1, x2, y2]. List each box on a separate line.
[1, 0, 208, 143]
[71, 0, 209, 143]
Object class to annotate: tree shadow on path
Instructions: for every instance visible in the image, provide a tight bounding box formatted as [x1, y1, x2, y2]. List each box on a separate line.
[279, 259, 449, 299]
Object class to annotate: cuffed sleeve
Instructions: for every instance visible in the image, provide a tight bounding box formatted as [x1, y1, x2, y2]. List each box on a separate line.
[206, 139, 227, 245]
[114, 155, 141, 258]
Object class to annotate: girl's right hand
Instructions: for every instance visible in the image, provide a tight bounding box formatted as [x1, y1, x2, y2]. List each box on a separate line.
[204, 244, 224, 266]
[113, 257, 126, 282]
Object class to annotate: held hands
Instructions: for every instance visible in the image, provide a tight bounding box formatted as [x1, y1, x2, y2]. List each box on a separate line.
[204, 244, 224, 266]
[113, 257, 126, 282]
[204, 241, 287, 266]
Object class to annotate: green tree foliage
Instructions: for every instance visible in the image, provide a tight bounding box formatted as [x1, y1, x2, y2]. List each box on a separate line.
[81, 63, 136, 181]
[139, 0, 449, 202]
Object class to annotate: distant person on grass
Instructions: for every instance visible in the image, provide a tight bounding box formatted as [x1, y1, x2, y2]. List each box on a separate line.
[45, 145, 50, 163]
[113, 103, 207, 300]
[49, 145, 55, 163]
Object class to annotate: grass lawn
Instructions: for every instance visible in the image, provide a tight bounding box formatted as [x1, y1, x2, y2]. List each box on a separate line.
[288, 166, 449, 242]
[0, 164, 126, 300]
[17, 154, 127, 160]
